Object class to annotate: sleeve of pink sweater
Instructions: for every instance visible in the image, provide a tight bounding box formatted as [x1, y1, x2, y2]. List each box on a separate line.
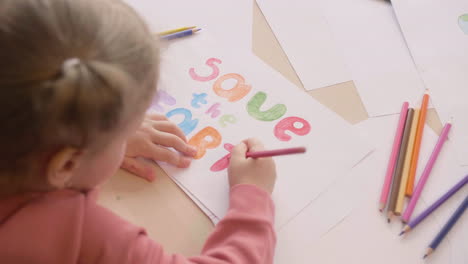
[79, 184, 276, 264]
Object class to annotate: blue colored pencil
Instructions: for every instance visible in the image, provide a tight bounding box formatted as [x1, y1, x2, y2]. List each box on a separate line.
[400, 175, 468, 235]
[423, 195, 468, 258]
[160, 28, 201, 40]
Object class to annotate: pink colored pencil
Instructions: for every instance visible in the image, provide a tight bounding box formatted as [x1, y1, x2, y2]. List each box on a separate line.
[246, 147, 306, 158]
[402, 122, 452, 223]
[379, 102, 410, 212]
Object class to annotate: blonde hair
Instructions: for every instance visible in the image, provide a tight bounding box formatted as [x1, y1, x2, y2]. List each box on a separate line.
[0, 0, 158, 186]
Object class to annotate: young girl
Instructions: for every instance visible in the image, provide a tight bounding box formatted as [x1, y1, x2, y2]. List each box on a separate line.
[0, 0, 277, 263]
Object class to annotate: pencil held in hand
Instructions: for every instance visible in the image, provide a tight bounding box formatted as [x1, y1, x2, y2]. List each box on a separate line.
[246, 147, 306, 158]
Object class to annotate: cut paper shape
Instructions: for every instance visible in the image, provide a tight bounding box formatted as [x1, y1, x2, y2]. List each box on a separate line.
[306, 0, 425, 116]
[256, 0, 351, 90]
[392, 0, 468, 165]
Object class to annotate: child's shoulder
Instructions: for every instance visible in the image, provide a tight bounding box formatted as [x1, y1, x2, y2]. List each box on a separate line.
[0, 188, 147, 263]
[0, 189, 96, 262]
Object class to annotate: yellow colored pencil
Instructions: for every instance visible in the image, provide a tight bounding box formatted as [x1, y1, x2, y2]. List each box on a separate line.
[159, 26, 196, 36]
[395, 108, 420, 215]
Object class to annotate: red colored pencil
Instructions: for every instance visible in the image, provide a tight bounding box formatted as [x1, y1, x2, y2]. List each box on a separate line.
[246, 147, 306, 158]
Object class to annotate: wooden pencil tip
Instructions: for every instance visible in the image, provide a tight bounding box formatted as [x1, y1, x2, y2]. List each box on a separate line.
[378, 203, 385, 212]
[424, 248, 433, 259]
[387, 211, 394, 223]
[399, 231, 404, 236]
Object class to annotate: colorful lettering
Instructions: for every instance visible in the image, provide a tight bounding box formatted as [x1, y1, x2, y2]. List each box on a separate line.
[274, 117, 311, 141]
[210, 144, 234, 172]
[191, 93, 208, 108]
[213, 73, 252, 102]
[188, 127, 222, 159]
[166, 108, 199, 135]
[219, 114, 237, 127]
[247, 92, 287, 121]
[150, 90, 176, 112]
[205, 103, 221, 118]
[189, 58, 222, 82]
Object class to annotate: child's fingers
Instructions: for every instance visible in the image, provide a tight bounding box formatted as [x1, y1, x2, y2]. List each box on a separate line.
[149, 130, 197, 157]
[231, 141, 248, 162]
[147, 113, 169, 121]
[243, 138, 265, 153]
[152, 121, 187, 143]
[147, 144, 192, 168]
[121, 157, 156, 182]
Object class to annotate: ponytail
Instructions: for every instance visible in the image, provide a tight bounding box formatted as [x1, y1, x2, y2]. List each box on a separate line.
[0, 0, 158, 181]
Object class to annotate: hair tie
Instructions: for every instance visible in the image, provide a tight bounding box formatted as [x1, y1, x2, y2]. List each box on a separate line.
[62, 58, 81, 73]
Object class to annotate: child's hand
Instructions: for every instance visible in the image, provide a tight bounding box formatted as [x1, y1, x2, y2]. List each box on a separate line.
[228, 138, 277, 194]
[121, 113, 198, 181]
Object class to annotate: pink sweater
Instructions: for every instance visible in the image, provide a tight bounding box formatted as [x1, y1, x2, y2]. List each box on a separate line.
[0, 184, 275, 263]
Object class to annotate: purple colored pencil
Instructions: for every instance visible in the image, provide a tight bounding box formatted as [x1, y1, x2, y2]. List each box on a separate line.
[423, 196, 468, 258]
[402, 122, 452, 223]
[400, 174, 468, 235]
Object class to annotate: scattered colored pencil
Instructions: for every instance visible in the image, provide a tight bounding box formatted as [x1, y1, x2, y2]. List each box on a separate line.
[402, 121, 452, 223]
[395, 109, 420, 215]
[160, 28, 201, 40]
[159, 26, 196, 36]
[387, 108, 414, 221]
[423, 196, 467, 259]
[379, 102, 409, 212]
[406, 91, 430, 197]
[246, 147, 306, 158]
[400, 175, 468, 236]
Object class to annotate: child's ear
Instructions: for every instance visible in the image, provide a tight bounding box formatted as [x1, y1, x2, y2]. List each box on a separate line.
[46, 147, 82, 189]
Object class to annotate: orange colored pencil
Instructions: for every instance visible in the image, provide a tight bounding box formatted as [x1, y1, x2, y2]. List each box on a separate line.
[405, 91, 430, 197]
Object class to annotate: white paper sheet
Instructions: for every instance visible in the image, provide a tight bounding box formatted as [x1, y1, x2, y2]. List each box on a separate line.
[391, 0, 468, 166]
[123, 0, 253, 51]
[256, 0, 351, 90]
[149, 32, 372, 228]
[314, 0, 426, 117]
[276, 115, 467, 263]
[171, 177, 220, 223]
